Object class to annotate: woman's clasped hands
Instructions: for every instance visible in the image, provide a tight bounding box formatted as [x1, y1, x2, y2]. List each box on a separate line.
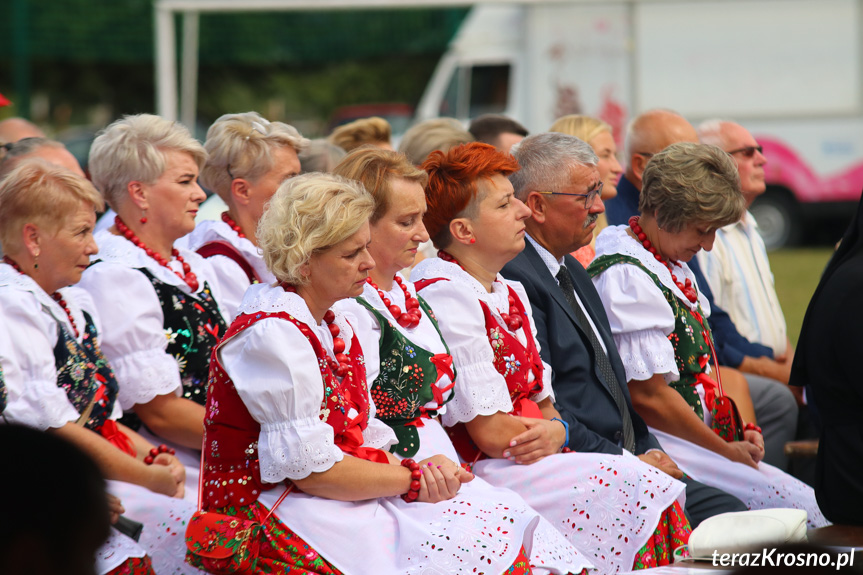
[413, 454, 474, 503]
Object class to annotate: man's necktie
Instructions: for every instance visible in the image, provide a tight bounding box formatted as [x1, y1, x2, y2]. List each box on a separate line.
[556, 265, 637, 453]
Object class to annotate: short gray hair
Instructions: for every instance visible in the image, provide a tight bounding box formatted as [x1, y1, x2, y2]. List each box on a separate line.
[0, 138, 69, 177]
[509, 132, 598, 200]
[639, 142, 745, 233]
[257, 172, 374, 286]
[89, 114, 206, 210]
[200, 112, 309, 203]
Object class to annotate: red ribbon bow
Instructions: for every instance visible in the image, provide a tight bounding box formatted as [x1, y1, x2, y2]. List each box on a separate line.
[334, 414, 390, 464]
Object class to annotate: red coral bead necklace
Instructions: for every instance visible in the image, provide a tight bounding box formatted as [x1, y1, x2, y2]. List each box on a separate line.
[221, 211, 246, 239]
[115, 216, 199, 292]
[628, 216, 698, 304]
[280, 283, 352, 377]
[438, 250, 523, 331]
[3, 255, 80, 338]
[366, 275, 422, 329]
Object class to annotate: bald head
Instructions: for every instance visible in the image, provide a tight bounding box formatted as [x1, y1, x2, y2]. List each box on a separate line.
[0, 118, 45, 145]
[624, 109, 698, 189]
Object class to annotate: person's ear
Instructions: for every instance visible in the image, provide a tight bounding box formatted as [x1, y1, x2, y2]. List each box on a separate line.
[298, 261, 311, 281]
[22, 222, 41, 257]
[231, 178, 252, 206]
[523, 191, 548, 224]
[631, 154, 650, 182]
[449, 217, 475, 246]
[127, 181, 147, 211]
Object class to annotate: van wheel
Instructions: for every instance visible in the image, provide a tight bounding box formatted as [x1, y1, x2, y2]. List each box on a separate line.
[748, 188, 801, 250]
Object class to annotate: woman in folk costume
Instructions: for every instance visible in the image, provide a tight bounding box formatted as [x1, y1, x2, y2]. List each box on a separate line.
[589, 142, 826, 527]
[78, 114, 229, 500]
[189, 172, 589, 574]
[182, 112, 307, 320]
[0, 159, 202, 574]
[333, 148, 593, 574]
[411, 142, 692, 573]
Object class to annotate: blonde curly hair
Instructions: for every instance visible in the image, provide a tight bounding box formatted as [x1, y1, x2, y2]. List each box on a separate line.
[257, 172, 374, 285]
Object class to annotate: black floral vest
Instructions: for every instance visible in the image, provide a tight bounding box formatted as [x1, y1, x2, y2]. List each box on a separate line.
[138, 268, 227, 406]
[53, 311, 120, 431]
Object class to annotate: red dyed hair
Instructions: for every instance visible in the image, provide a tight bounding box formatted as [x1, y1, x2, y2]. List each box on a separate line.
[421, 142, 520, 249]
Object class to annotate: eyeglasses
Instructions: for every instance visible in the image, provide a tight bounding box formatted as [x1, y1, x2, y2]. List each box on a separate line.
[727, 145, 763, 158]
[536, 181, 603, 209]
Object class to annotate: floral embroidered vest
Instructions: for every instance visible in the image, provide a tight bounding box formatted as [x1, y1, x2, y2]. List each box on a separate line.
[355, 296, 455, 458]
[417, 281, 544, 462]
[138, 268, 227, 406]
[202, 311, 373, 510]
[589, 254, 716, 421]
[53, 311, 121, 431]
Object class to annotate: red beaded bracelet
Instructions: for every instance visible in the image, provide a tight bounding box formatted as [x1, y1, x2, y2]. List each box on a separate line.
[143, 444, 176, 465]
[401, 458, 421, 502]
[743, 423, 763, 434]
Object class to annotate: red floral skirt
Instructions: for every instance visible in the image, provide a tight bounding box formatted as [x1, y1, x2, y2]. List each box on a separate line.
[105, 555, 154, 575]
[185, 502, 342, 575]
[631, 500, 691, 569]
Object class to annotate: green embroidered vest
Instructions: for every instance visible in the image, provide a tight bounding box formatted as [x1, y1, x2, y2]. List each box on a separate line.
[356, 295, 455, 458]
[588, 253, 714, 421]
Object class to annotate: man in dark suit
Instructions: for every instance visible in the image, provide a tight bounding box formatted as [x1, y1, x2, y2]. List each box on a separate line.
[502, 132, 747, 526]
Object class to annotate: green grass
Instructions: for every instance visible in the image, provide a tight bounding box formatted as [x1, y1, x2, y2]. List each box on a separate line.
[767, 248, 834, 346]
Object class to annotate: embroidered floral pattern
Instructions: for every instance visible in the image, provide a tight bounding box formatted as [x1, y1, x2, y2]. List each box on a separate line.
[590, 254, 713, 420]
[53, 312, 120, 431]
[355, 296, 454, 458]
[139, 269, 227, 406]
[630, 501, 691, 569]
[105, 555, 155, 575]
[186, 502, 343, 575]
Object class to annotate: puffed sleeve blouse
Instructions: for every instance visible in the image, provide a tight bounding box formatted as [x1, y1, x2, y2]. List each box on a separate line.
[0, 263, 122, 429]
[78, 230, 229, 410]
[410, 257, 554, 428]
[217, 283, 396, 484]
[591, 225, 712, 384]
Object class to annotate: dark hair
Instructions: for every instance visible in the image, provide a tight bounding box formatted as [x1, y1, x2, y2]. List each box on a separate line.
[468, 114, 528, 145]
[0, 425, 110, 575]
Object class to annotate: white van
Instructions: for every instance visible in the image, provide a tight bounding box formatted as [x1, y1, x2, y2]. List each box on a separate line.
[416, 1, 863, 248]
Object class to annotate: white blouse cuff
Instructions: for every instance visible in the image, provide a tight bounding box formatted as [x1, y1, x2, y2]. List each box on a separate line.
[532, 360, 555, 403]
[3, 379, 80, 430]
[258, 416, 345, 483]
[440, 359, 514, 427]
[362, 418, 399, 450]
[111, 348, 182, 410]
[614, 328, 680, 383]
